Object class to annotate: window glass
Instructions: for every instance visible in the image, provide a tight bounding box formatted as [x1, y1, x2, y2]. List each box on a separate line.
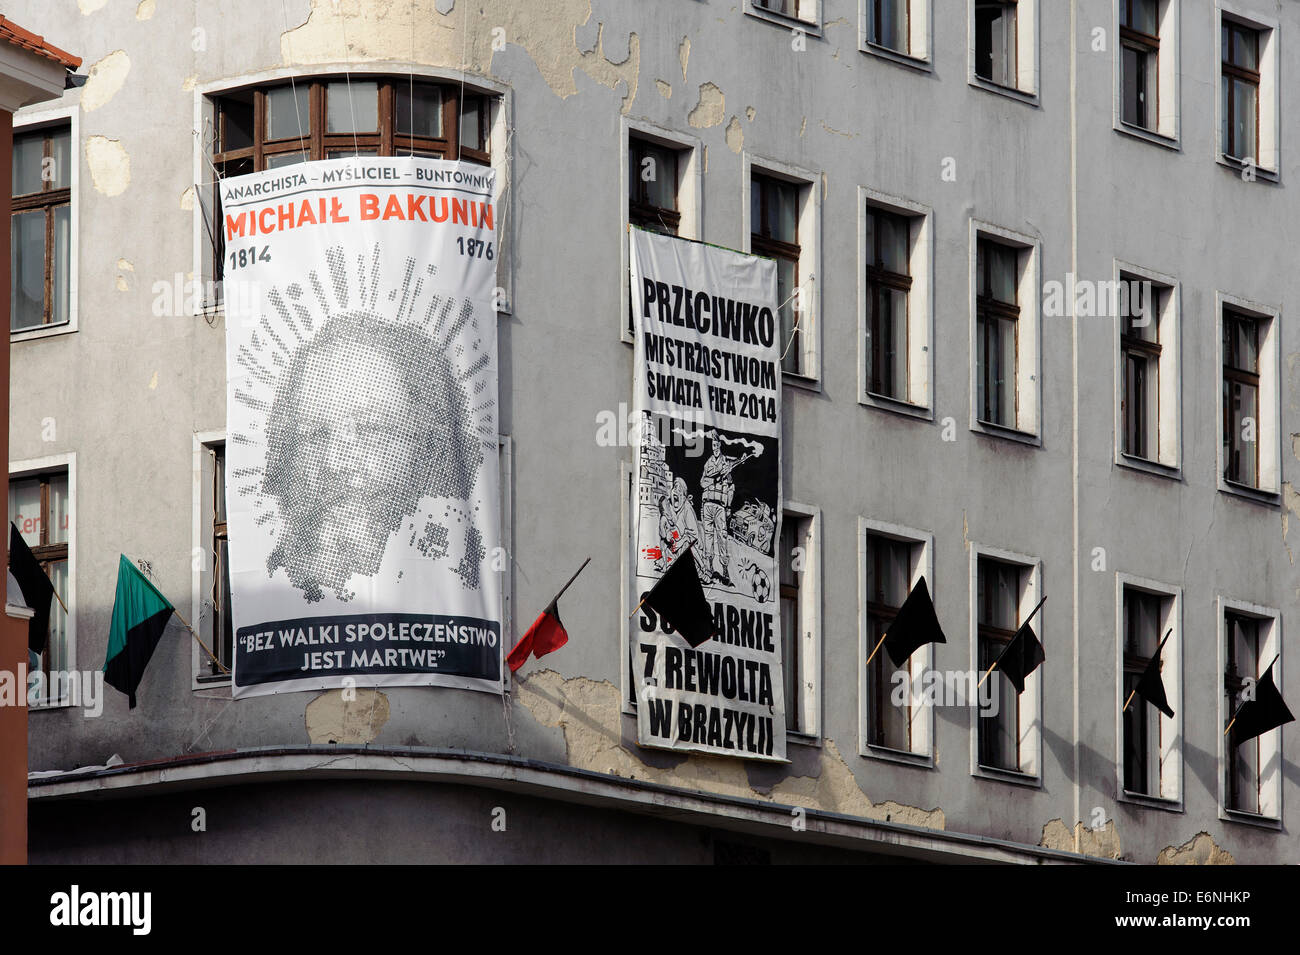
[11, 210, 45, 331]
[8, 478, 41, 545]
[266, 84, 310, 141]
[396, 83, 443, 138]
[12, 134, 45, 196]
[326, 80, 379, 133]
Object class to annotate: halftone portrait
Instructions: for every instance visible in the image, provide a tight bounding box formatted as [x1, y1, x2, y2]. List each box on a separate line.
[221, 157, 502, 697]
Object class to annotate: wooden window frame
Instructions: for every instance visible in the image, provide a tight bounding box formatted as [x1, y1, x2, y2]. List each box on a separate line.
[779, 519, 802, 734]
[1121, 284, 1162, 461]
[975, 238, 1020, 428]
[11, 126, 71, 331]
[750, 173, 804, 374]
[974, 0, 1019, 88]
[1221, 20, 1261, 160]
[864, 534, 914, 751]
[628, 136, 681, 235]
[1119, 0, 1160, 129]
[868, 0, 910, 53]
[1121, 588, 1163, 796]
[864, 206, 913, 401]
[210, 78, 491, 280]
[1222, 307, 1260, 488]
[1224, 611, 1262, 814]
[203, 445, 233, 680]
[11, 471, 69, 690]
[976, 558, 1021, 772]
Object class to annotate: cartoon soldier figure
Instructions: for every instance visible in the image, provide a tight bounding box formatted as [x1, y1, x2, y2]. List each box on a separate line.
[699, 434, 752, 587]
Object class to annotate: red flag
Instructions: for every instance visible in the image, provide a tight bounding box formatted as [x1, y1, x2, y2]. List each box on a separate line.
[506, 558, 589, 673]
[507, 602, 568, 672]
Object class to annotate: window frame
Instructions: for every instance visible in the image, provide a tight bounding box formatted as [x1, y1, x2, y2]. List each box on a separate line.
[1214, 4, 1279, 178]
[1216, 596, 1283, 827]
[1113, 260, 1181, 477]
[1114, 573, 1184, 811]
[743, 154, 822, 389]
[860, 0, 933, 69]
[193, 67, 512, 315]
[968, 0, 1039, 104]
[858, 187, 933, 418]
[192, 431, 232, 689]
[1215, 291, 1280, 502]
[858, 517, 935, 766]
[747, 0, 823, 34]
[968, 220, 1041, 444]
[10, 106, 78, 343]
[9, 452, 76, 709]
[782, 501, 822, 743]
[1113, 0, 1181, 147]
[968, 542, 1043, 785]
[620, 118, 703, 345]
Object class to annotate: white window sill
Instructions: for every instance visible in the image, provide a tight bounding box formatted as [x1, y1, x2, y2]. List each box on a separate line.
[744, 5, 822, 37]
[1218, 477, 1280, 507]
[11, 320, 75, 343]
[972, 764, 1042, 789]
[28, 698, 74, 711]
[1217, 153, 1279, 183]
[971, 419, 1042, 448]
[861, 391, 933, 422]
[862, 743, 934, 770]
[860, 41, 932, 73]
[1117, 789, 1183, 814]
[1114, 121, 1180, 152]
[1220, 807, 1282, 831]
[785, 730, 821, 748]
[967, 76, 1039, 107]
[1116, 452, 1181, 482]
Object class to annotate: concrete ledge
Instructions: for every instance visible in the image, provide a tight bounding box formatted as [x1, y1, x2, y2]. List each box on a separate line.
[29, 745, 1112, 864]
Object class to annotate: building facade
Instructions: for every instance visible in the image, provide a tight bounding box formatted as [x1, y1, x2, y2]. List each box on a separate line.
[9, 0, 1297, 863]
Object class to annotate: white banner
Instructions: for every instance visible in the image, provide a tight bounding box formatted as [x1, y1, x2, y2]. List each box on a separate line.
[630, 228, 786, 760]
[222, 157, 502, 698]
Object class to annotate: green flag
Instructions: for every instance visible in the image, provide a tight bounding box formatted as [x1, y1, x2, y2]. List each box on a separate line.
[104, 555, 175, 709]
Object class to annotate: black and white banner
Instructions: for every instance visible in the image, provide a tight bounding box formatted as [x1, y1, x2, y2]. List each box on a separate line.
[222, 157, 502, 698]
[630, 227, 786, 760]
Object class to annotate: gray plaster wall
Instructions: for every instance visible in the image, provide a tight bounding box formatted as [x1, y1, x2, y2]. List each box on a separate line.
[7, 0, 1296, 863]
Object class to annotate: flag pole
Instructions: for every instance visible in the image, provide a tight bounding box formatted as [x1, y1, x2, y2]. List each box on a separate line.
[1225, 654, 1282, 736]
[863, 632, 888, 669]
[171, 607, 229, 675]
[977, 595, 1047, 690]
[1123, 630, 1172, 713]
[50, 587, 68, 616]
[550, 557, 591, 606]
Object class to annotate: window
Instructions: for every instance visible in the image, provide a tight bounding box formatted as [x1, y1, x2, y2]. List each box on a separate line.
[8, 468, 70, 705]
[864, 207, 911, 402]
[750, 169, 817, 379]
[1122, 591, 1161, 795]
[975, 239, 1018, 428]
[1222, 308, 1259, 488]
[971, 224, 1039, 439]
[977, 558, 1021, 771]
[11, 124, 71, 333]
[751, 0, 819, 27]
[1221, 20, 1258, 161]
[864, 534, 915, 751]
[868, 0, 909, 52]
[1216, 11, 1277, 173]
[1220, 601, 1282, 821]
[974, 0, 1017, 86]
[628, 137, 681, 235]
[1120, 0, 1159, 129]
[209, 78, 491, 279]
[780, 505, 820, 738]
[970, 546, 1041, 779]
[1117, 576, 1182, 805]
[1115, 266, 1180, 473]
[970, 0, 1037, 98]
[197, 442, 233, 681]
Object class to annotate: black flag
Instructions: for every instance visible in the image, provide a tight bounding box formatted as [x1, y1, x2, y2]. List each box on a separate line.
[8, 522, 55, 653]
[994, 620, 1045, 695]
[644, 544, 716, 649]
[1229, 661, 1295, 748]
[884, 578, 947, 668]
[1133, 631, 1174, 718]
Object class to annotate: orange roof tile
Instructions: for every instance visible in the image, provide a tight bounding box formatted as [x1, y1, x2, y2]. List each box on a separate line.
[0, 17, 80, 70]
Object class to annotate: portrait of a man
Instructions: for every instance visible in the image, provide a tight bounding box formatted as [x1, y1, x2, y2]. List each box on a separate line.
[260, 309, 483, 602]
